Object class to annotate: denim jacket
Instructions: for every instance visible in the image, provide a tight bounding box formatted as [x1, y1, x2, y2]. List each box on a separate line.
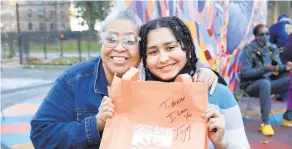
[240, 40, 286, 89]
[30, 57, 108, 149]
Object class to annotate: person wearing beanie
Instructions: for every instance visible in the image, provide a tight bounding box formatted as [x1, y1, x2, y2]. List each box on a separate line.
[241, 24, 290, 136]
[282, 33, 292, 127]
[270, 14, 292, 49]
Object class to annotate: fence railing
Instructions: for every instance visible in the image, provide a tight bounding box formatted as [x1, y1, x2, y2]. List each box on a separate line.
[1, 31, 101, 65]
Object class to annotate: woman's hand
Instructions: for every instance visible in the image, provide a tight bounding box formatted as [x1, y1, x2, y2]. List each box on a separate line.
[286, 61, 292, 72]
[193, 68, 218, 95]
[96, 96, 115, 132]
[202, 108, 228, 149]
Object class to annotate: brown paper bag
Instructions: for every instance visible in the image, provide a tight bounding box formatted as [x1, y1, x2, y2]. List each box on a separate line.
[100, 67, 208, 149]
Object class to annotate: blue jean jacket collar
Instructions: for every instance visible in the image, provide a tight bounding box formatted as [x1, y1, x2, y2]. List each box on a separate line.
[94, 58, 108, 96]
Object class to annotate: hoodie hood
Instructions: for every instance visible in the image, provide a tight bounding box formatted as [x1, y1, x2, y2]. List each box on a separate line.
[278, 14, 292, 23]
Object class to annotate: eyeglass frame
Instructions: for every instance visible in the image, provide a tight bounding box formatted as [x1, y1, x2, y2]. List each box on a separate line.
[101, 31, 141, 50]
[258, 32, 270, 36]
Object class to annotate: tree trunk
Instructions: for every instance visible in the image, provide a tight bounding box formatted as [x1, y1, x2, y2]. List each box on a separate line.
[86, 1, 94, 31]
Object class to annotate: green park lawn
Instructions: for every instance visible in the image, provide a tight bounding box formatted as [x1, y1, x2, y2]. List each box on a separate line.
[29, 40, 101, 53]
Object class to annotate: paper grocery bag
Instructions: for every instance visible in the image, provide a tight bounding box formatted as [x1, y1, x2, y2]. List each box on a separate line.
[100, 67, 208, 149]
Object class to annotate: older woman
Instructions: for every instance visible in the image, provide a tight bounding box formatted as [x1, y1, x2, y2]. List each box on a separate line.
[30, 10, 221, 148]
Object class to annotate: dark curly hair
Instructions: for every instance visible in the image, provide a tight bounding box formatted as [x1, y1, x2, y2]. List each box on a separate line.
[139, 16, 198, 80]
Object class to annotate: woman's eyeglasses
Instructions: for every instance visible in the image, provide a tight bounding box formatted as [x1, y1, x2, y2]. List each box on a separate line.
[103, 32, 141, 50]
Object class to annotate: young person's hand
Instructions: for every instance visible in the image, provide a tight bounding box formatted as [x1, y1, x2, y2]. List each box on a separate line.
[286, 61, 292, 72]
[202, 108, 228, 149]
[193, 68, 218, 95]
[96, 96, 115, 132]
[267, 64, 279, 72]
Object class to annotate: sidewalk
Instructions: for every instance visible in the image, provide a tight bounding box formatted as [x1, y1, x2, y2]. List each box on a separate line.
[1, 58, 292, 148]
[1, 94, 45, 149]
[1, 58, 68, 93]
[1, 57, 20, 69]
[1, 94, 291, 148]
[1, 59, 67, 148]
[1, 78, 52, 93]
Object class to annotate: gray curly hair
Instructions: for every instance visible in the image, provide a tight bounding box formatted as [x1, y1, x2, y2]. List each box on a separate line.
[99, 9, 143, 42]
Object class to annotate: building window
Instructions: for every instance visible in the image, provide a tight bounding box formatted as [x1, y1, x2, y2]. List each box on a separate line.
[290, 1, 292, 8]
[60, 1, 64, 6]
[39, 23, 45, 31]
[28, 9, 32, 18]
[48, 1, 54, 5]
[60, 11, 65, 19]
[28, 23, 33, 31]
[37, 1, 42, 5]
[61, 23, 66, 30]
[50, 23, 54, 31]
[50, 10, 54, 18]
[268, 1, 275, 9]
[38, 8, 45, 18]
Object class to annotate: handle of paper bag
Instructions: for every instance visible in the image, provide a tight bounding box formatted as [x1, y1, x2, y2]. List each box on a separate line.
[174, 74, 193, 83]
[121, 67, 140, 81]
[174, 74, 192, 104]
[122, 67, 191, 83]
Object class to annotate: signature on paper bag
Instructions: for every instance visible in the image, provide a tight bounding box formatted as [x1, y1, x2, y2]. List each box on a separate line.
[159, 96, 192, 142]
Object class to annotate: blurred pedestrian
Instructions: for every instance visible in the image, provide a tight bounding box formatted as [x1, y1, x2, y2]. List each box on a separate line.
[270, 14, 292, 50]
[281, 33, 292, 127]
[240, 24, 290, 136]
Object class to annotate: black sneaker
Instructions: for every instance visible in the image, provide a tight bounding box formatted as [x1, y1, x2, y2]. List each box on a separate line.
[282, 110, 292, 127]
[283, 110, 292, 120]
[276, 96, 286, 102]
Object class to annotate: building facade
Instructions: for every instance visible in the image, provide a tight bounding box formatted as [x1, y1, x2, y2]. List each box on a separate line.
[267, 1, 292, 27]
[1, 1, 70, 32]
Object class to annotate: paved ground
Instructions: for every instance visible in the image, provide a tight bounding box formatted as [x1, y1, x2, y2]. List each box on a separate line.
[1, 88, 292, 149]
[1, 86, 51, 149]
[1, 78, 51, 92]
[1, 60, 291, 149]
[1, 63, 67, 93]
[240, 99, 292, 149]
[1, 61, 68, 148]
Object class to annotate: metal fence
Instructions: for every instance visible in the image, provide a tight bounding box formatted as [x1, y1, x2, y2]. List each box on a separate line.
[1, 31, 101, 65]
[1, 32, 18, 59]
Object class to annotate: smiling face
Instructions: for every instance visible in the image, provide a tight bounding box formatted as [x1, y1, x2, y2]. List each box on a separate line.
[146, 27, 187, 81]
[101, 19, 141, 78]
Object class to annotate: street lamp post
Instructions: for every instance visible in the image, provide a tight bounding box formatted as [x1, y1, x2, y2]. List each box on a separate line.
[16, 2, 23, 64]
